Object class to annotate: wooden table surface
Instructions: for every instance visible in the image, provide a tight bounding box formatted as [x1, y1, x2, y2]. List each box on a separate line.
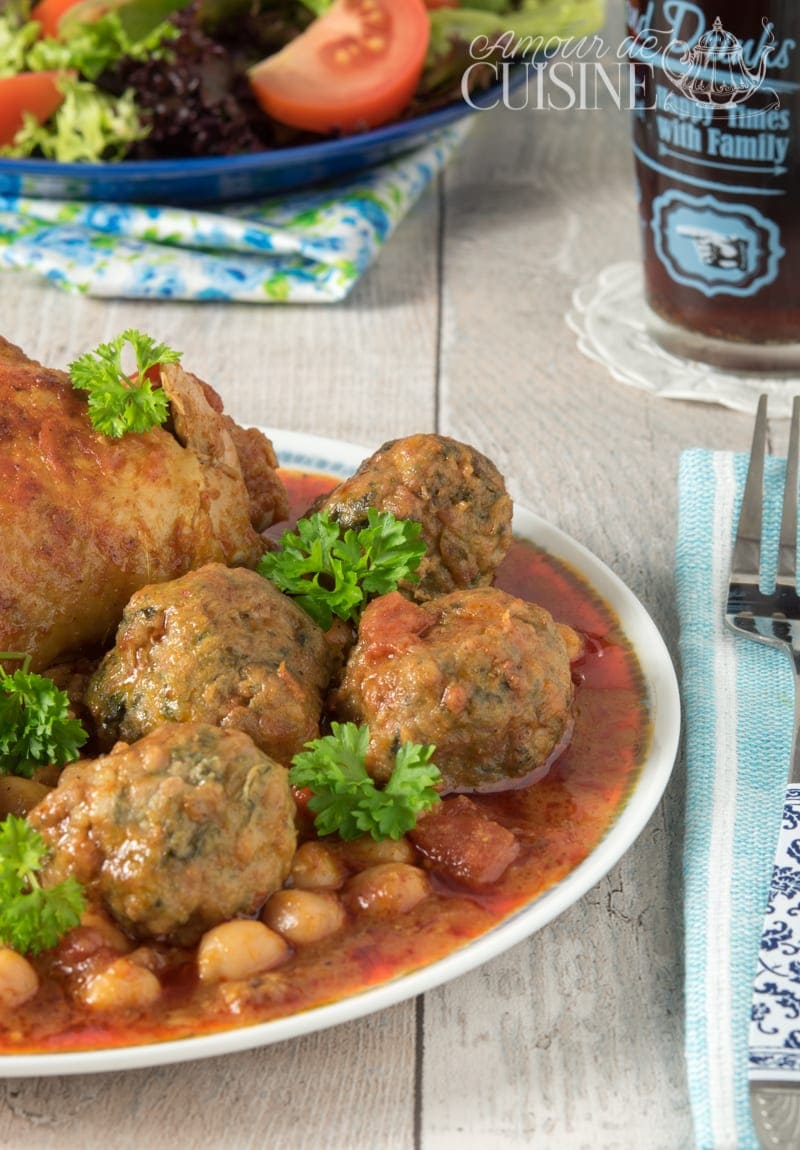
[0, 16, 767, 1148]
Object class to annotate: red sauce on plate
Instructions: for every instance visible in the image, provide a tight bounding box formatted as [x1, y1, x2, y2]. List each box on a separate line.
[0, 470, 650, 1055]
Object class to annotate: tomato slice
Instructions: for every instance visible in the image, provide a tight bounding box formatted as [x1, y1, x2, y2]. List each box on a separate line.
[0, 72, 68, 148]
[248, 0, 431, 136]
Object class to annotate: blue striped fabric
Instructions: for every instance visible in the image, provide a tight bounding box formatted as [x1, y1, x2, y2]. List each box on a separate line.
[676, 449, 794, 1149]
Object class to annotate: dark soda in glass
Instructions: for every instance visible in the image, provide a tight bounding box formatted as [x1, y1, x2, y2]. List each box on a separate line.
[627, 1, 800, 370]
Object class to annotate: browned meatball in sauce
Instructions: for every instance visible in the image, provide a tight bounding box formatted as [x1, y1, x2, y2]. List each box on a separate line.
[331, 589, 582, 794]
[315, 434, 513, 601]
[86, 563, 336, 764]
[28, 723, 296, 947]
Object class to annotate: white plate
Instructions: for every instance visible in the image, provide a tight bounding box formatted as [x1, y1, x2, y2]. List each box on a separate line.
[0, 428, 681, 1077]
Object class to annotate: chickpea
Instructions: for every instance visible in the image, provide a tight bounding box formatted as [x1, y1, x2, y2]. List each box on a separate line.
[342, 863, 430, 917]
[288, 842, 348, 891]
[82, 956, 161, 1011]
[262, 890, 346, 946]
[127, 947, 160, 973]
[0, 947, 38, 1009]
[79, 909, 132, 955]
[338, 835, 417, 872]
[197, 920, 289, 984]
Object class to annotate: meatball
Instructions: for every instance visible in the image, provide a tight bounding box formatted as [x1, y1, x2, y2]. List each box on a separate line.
[86, 563, 335, 764]
[315, 434, 513, 601]
[331, 589, 581, 793]
[28, 724, 296, 946]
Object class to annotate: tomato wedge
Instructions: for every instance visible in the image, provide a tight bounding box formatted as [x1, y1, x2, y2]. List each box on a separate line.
[30, 0, 87, 38]
[29, 0, 125, 39]
[0, 72, 69, 148]
[248, 0, 431, 136]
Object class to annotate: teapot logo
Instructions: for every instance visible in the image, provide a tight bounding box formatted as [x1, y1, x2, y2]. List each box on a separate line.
[663, 16, 777, 108]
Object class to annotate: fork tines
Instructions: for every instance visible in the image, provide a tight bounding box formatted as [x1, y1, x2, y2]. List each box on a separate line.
[727, 394, 800, 628]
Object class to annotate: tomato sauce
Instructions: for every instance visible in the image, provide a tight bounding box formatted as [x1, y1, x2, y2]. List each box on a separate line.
[0, 470, 650, 1055]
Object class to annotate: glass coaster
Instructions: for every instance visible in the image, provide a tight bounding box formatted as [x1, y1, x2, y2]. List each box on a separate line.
[566, 261, 800, 418]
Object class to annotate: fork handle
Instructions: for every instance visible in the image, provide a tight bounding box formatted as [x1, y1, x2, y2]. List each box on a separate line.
[791, 649, 800, 786]
[749, 784, 800, 1080]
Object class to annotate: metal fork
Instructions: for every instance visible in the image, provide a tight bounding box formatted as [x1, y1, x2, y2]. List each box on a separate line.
[726, 394, 800, 1149]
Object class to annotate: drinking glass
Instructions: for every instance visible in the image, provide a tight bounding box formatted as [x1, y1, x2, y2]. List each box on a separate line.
[627, 2, 800, 372]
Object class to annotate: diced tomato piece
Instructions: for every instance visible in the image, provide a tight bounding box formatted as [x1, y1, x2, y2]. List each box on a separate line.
[410, 796, 521, 889]
[248, 0, 431, 135]
[357, 591, 430, 660]
[291, 784, 318, 837]
[291, 784, 314, 814]
[0, 72, 68, 148]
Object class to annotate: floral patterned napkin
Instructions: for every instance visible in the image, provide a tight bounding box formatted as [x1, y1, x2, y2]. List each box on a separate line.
[0, 123, 468, 302]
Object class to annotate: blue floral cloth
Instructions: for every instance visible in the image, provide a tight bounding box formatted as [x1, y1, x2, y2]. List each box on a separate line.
[0, 123, 468, 301]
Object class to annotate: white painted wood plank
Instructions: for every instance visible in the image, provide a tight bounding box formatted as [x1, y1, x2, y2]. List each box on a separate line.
[0, 1009, 416, 1150]
[422, 57, 754, 1150]
[0, 181, 441, 448]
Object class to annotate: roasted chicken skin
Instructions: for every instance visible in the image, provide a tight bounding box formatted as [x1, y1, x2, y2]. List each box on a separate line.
[0, 337, 287, 669]
[314, 434, 513, 601]
[331, 588, 582, 793]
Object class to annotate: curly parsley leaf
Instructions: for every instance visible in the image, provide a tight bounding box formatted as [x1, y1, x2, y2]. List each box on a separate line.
[289, 722, 441, 841]
[258, 509, 425, 629]
[0, 654, 87, 779]
[0, 816, 85, 956]
[258, 513, 362, 630]
[69, 328, 182, 438]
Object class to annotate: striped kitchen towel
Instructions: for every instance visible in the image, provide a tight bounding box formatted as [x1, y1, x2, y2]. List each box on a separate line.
[676, 448, 794, 1150]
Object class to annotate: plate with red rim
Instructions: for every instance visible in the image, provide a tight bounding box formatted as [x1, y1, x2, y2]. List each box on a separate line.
[0, 427, 681, 1077]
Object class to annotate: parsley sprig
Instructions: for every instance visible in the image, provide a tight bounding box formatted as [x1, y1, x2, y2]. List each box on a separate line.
[289, 722, 441, 841]
[258, 509, 425, 629]
[69, 329, 182, 438]
[0, 654, 87, 779]
[0, 816, 85, 956]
